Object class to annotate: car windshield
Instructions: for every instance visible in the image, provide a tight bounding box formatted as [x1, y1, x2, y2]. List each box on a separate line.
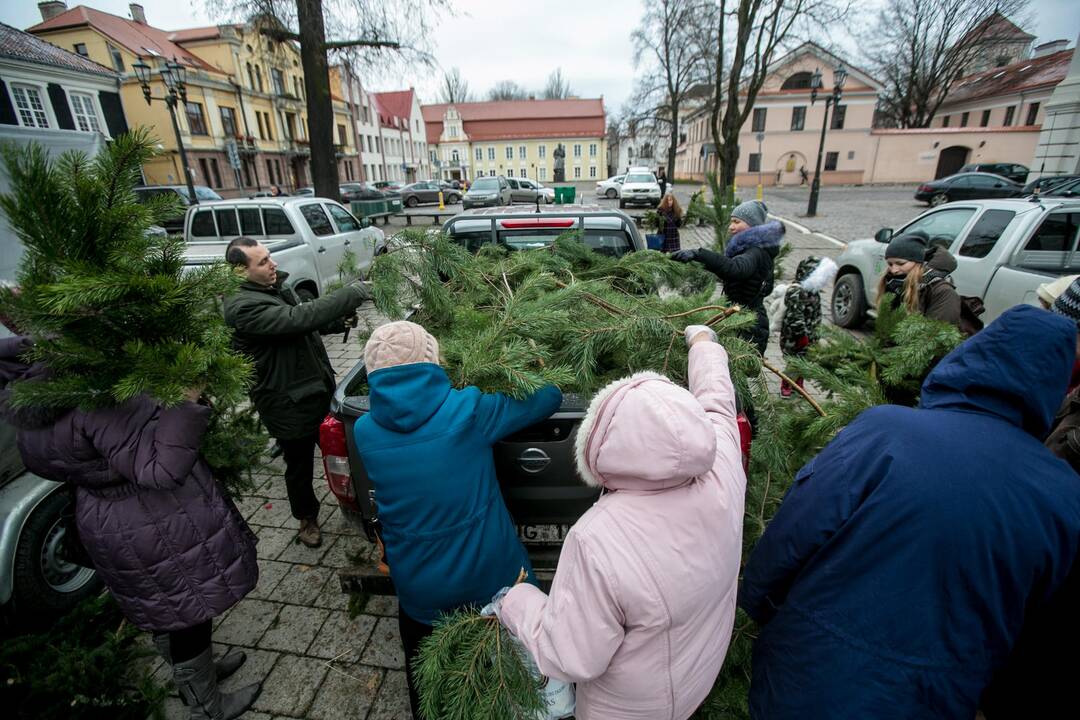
[471, 179, 499, 191]
[176, 186, 224, 202]
[625, 173, 655, 183]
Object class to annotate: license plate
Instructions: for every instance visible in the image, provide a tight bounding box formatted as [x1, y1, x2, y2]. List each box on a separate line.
[518, 524, 572, 544]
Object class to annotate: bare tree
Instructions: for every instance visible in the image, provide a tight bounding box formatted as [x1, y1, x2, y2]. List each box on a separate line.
[632, 0, 713, 180]
[865, 0, 1031, 128]
[707, 0, 847, 190]
[214, 0, 450, 199]
[487, 80, 529, 101]
[542, 68, 574, 99]
[438, 67, 472, 103]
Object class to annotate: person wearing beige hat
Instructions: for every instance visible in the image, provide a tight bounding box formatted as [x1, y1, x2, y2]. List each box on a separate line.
[355, 320, 562, 719]
[1037, 274, 1080, 310]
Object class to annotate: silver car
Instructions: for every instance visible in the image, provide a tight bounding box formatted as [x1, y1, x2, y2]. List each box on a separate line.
[595, 175, 625, 200]
[506, 178, 555, 204]
[463, 176, 512, 209]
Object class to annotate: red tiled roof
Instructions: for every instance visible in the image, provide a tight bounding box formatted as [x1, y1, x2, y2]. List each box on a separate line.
[372, 89, 414, 120]
[0, 22, 115, 77]
[27, 5, 221, 74]
[168, 26, 236, 43]
[942, 48, 1073, 106]
[421, 98, 605, 145]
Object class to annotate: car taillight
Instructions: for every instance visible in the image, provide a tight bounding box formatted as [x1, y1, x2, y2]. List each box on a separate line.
[918, 184, 932, 193]
[736, 412, 753, 475]
[319, 414, 359, 512]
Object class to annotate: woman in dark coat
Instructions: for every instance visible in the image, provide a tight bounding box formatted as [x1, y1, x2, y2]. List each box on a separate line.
[673, 200, 783, 354]
[657, 192, 683, 253]
[877, 229, 962, 328]
[0, 336, 260, 720]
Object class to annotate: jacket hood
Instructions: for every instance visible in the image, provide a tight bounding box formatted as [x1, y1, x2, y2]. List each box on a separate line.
[797, 256, 838, 292]
[925, 246, 957, 274]
[574, 371, 716, 491]
[726, 220, 785, 259]
[367, 362, 452, 433]
[920, 305, 1075, 438]
[0, 335, 65, 429]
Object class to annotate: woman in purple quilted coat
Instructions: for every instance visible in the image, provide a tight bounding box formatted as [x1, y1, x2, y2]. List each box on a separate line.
[0, 336, 260, 720]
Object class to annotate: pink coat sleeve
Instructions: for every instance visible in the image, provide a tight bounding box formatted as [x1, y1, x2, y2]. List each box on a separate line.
[688, 341, 744, 488]
[499, 529, 625, 684]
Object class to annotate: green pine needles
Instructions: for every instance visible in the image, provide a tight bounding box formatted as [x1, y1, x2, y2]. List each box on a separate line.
[0, 129, 266, 494]
[417, 611, 547, 720]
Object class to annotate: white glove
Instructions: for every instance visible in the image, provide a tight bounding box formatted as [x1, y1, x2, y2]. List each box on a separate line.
[684, 325, 717, 347]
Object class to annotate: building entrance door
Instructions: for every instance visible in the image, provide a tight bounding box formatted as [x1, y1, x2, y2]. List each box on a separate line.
[935, 146, 970, 178]
[775, 152, 808, 186]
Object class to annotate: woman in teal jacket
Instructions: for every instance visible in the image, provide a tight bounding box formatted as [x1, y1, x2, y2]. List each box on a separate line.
[354, 320, 562, 718]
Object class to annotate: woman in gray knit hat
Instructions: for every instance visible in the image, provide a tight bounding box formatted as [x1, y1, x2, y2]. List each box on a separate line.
[877, 229, 962, 328]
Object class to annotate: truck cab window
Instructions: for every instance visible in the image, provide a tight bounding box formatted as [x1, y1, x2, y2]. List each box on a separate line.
[959, 210, 1016, 259]
[327, 204, 360, 233]
[190, 210, 216, 237]
[214, 209, 239, 237]
[1016, 212, 1080, 272]
[239, 207, 263, 235]
[262, 207, 295, 235]
[300, 203, 334, 236]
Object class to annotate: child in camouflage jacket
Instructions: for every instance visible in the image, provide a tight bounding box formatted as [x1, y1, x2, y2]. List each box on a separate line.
[779, 256, 836, 397]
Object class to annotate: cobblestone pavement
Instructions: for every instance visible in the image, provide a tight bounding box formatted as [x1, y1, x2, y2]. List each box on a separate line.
[753, 184, 926, 244]
[136, 212, 843, 720]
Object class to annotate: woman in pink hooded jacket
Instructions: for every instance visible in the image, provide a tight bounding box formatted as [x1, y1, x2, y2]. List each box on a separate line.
[498, 326, 746, 720]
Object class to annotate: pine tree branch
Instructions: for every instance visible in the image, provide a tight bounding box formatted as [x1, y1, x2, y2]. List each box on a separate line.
[760, 359, 826, 417]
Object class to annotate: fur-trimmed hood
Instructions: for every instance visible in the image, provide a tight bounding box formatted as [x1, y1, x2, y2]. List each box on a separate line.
[725, 220, 785, 258]
[574, 370, 716, 491]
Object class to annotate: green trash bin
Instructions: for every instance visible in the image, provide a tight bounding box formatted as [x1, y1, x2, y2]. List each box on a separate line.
[554, 186, 577, 204]
[385, 195, 403, 213]
[350, 199, 382, 220]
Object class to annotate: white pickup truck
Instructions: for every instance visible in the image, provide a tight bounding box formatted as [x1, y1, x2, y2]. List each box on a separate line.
[831, 197, 1080, 327]
[182, 197, 385, 300]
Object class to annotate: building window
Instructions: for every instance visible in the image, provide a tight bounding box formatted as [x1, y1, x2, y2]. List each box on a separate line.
[539, 145, 546, 159]
[507, 168, 514, 177]
[107, 44, 125, 72]
[824, 151, 839, 171]
[847, 150, 855, 160]
[185, 103, 209, 136]
[255, 65, 263, 92]
[960, 111, 969, 127]
[73, 43, 88, 57]
[573, 144, 582, 157]
[11, 84, 49, 128]
[220, 106, 238, 138]
[519, 145, 526, 159]
[505, 146, 513, 159]
[256, 113, 265, 140]
[539, 167, 547, 180]
[1003, 106, 1016, 127]
[589, 143, 597, 157]
[574, 166, 581, 179]
[488, 146, 495, 160]
[199, 158, 222, 188]
[242, 158, 253, 187]
[748, 153, 761, 172]
[791, 106, 806, 131]
[830, 105, 847, 130]
[980, 109, 991, 127]
[1026, 102, 1040, 126]
[589, 166, 597, 178]
[520, 167, 528, 178]
[69, 93, 101, 133]
[752, 108, 767, 132]
[246, 63, 255, 89]
[265, 159, 275, 185]
[942, 115, 951, 128]
[263, 113, 273, 141]
[272, 68, 286, 96]
[475, 147, 483, 160]
[451, 150, 460, 164]
[337, 124, 347, 146]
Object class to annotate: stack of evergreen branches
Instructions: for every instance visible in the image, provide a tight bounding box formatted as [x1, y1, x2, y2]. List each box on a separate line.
[0, 129, 266, 495]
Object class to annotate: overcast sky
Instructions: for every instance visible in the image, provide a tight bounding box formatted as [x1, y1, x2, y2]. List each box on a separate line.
[4, 0, 1079, 112]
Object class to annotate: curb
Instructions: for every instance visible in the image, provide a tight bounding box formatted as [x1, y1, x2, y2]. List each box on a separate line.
[769, 213, 846, 249]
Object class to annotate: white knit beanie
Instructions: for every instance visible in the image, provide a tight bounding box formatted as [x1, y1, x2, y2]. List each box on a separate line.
[364, 321, 441, 372]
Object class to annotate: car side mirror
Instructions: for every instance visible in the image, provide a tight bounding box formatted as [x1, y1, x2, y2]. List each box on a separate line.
[874, 228, 893, 243]
[994, 183, 1002, 188]
[359, 217, 371, 228]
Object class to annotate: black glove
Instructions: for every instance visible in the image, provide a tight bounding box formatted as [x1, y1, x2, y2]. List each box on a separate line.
[671, 249, 698, 263]
[342, 313, 360, 342]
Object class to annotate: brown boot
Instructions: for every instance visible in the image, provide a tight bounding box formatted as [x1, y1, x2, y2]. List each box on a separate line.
[298, 516, 322, 548]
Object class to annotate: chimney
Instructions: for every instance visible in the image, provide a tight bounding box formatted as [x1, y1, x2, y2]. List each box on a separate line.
[130, 3, 146, 24]
[1033, 39, 1070, 58]
[37, 1, 67, 22]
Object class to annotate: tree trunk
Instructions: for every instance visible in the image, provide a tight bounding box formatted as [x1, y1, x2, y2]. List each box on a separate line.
[297, 0, 338, 199]
[666, 105, 679, 182]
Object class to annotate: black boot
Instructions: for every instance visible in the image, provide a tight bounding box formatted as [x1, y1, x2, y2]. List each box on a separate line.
[153, 633, 247, 681]
[173, 647, 262, 720]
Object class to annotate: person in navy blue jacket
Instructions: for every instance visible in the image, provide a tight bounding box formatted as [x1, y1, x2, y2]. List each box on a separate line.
[354, 320, 562, 719]
[739, 304, 1080, 720]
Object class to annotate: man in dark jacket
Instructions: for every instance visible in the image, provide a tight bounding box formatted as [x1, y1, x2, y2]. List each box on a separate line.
[224, 237, 371, 547]
[739, 305, 1080, 719]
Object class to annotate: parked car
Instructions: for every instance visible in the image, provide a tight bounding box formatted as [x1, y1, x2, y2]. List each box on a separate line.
[133, 185, 223, 234]
[291, 187, 315, 197]
[339, 183, 385, 202]
[462, 176, 512, 209]
[1022, 174, 1080, 196]
[506, 177, 555, 204]
[1042, 177, 1080, 198]
[958, 162, 1030, 184]
[914, 172, 1022, 206]
[182, 197, 385, 299]
[830, 197, 1080, 329]
[618, 170, 662, 209]
[400, 181, 462, 207]
[320, 204, 753, 593]
[595, 175, 625, 199]
[372, 180, 405, 192]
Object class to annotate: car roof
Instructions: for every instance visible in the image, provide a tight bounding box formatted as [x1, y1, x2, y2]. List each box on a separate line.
[186, 197, 340, 208]
[945, 171, 1017, 181]
[134, 184, 210, 191]
[450, 204, 634, 229]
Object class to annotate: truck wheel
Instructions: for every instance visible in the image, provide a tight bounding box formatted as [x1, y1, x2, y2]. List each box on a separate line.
[11, 490, 101, 624]
[405, 196, 419, 208]
[832, 273, 868, 328]
[606, 188, 617, 199]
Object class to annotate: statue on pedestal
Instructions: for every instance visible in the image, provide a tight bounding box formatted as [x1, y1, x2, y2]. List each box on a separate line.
[553, 143, 566, 182]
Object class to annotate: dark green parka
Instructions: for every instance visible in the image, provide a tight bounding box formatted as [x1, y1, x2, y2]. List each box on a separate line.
[224, 273, 369, 439]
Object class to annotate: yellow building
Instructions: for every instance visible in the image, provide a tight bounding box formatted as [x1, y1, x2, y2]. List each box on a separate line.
[421, 99, 607, 184]
[29, 2, 360, 196]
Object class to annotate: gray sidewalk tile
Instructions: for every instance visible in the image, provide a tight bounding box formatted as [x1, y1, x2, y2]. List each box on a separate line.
[307, 664, 383, 720]
[274, 564, 333, 606]
[360, 616, 405, 670]
[308, 610, 377, 662]
[366, 669, 413, 720]
[258, 604, 330, 655]
[252, 654, 329, 717]
[249, 560, 292, 600]
[214, 599, 282, 647]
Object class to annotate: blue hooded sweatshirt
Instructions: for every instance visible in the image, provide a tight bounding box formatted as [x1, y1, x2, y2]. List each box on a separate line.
[740, 305, 1080, 719]
[355, 362, 562, 624]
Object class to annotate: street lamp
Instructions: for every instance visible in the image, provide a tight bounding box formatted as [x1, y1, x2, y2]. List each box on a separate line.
[806, 63, 848, 217]
[132, 57, 197, 204]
